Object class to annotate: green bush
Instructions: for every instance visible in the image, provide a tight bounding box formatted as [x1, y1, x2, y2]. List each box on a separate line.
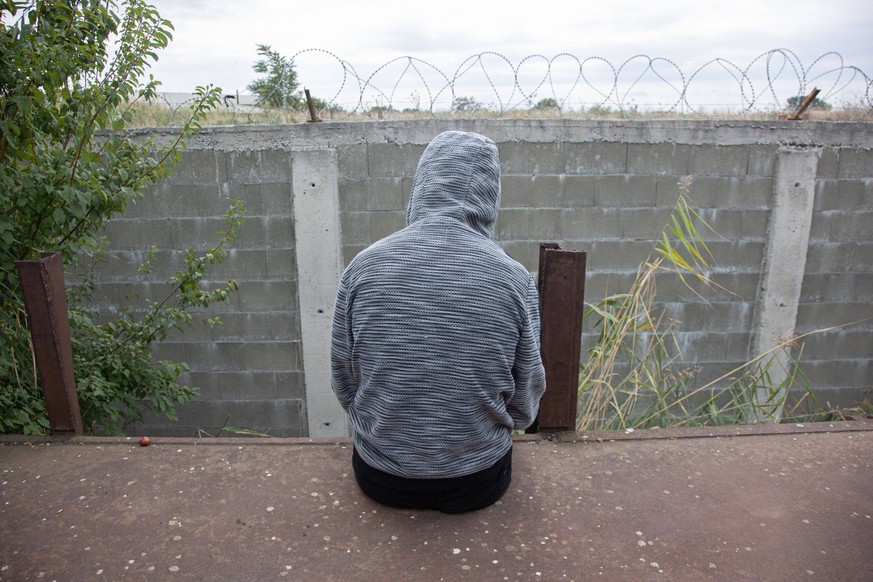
[0, 0, 238, 434]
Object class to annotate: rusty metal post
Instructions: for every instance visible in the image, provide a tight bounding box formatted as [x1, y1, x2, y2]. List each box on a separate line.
[787, 87, 821, 120]
[15, 252, 83, 435]
[528, 243, 587, 432]
[304, 88, 322, 123]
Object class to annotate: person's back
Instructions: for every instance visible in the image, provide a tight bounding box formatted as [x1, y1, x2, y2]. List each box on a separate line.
[331, 130, 546, 513]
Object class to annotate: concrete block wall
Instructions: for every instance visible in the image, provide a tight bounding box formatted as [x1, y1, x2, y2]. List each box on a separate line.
[94, 120, 872, 437]
[115, 148, 307, 437]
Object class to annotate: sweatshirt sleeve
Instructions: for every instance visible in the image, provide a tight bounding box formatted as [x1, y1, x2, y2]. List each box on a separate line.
[506, 276, 547, 429]
[330, 277, 357, 411]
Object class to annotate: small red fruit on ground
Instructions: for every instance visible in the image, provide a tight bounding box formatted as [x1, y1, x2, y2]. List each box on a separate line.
[139, 436, 151, 447]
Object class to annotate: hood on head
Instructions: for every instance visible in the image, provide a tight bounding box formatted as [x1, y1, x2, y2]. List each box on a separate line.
[406, 130, 501, 238]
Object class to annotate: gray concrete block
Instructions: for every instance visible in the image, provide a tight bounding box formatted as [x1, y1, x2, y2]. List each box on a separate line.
[689, 144, 750, 176]
[809, 212, 835, 242]
[561, 176, 597, 207]
[269, 311, 301, 341]
[837, 148, 873, 179]
[695, 208, 744, 241]
[244, 340, 301, 371]
[721, 177, 774, 209]
[627, 143, 690, 175]
[588, 240, 656, 270]
[202, 249, 268, 280]
[674, 331, 728, 362]
[226, 150, 262, 184]
[216, 182, 264, 217]
[815, 179, 871, 211]
[495, 208, 562, 241]
[337, 144, 369, 178]
[188, 372, 220, 401]
[338, 178, 369, 211]
[367, 143, 424, 177]
[102, 218, 172, 251]
[217, 371, 279, 400]
[340, 211, 372, 245]
[257, 150, 295, 183]
[739, 209, 770, 241]
[799, 329, 873, 361]
[501, 175, 532, 208]
[184, 284, 242, 314]
[706, 241, 764, 272]
[564, 142, 627, 174]
[724, 331, 753, 362]
[150, 341, 187, 364]
[163, 316, 216, 343]
[96, 249, 157, 281]
[236, 216, 295, 250]
[370, 210, 406, 240]
[676, 176, 719, 207]
[238, 281, 298, 312]
[366, 177, 406, 210]
[561, 208, 623, 240]
[596, 175, 657, 207]
[653, 271, 759, 304]
[496, 241, 536, 272]
[621, 208, 673, 240]
[799, 273, 873, 303]
[265, 249, 298, 280]
[804, 242, 856, 274]
[499, 141, 564, 175]
[675, 176, 772, 210]
[252, 182, 293, 216]
[342, 244, 367, 267]
[167, 217, 224, 249]
[799, 386, 869, 410]
[209, 312, 281, 342]
[582, 272, 636, 303]
[106, 281, 177, 307]
[665, 301, 753, 333]
[816, 147, 840, 179]
[179, 400, 253, 433]
[203, 183, 253, 217]
[276, 371, 306, 399]
[529, 209, 563, 241]
[249, 399, 307, 432]
[800, 360, 870, 393]
[133, 183, 220, 218]
[853, 242, 873, 271]
[655, 175, 689, 207]
[746, 145, 779, 176]
[185, 342, 248, 372]
[796, 302, 873, 333]
[531, 175, 563, 208]
[167, 150, 227, 185]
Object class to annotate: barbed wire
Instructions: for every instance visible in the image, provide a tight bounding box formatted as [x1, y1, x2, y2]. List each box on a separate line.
[154, 49, 873, 123]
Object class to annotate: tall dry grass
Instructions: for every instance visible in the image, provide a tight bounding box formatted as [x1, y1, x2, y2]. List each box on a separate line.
[575, 177, 845, 431]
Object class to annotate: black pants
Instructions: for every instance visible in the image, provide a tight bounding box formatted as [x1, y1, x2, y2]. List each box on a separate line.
[352, 446, 512, 514]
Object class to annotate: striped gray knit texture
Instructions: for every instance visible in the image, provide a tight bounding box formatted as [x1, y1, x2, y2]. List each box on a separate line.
[330, 130, 547, 479]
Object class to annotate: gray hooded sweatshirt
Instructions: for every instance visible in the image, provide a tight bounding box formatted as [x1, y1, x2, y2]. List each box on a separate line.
[330, 130, 546, 479]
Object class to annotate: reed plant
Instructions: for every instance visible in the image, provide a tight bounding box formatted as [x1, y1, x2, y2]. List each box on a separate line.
[576, 177, 831, 431]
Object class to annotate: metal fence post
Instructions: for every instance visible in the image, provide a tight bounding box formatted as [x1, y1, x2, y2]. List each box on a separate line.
[15, 252, 83, 435]
[529, 243, 587, 433]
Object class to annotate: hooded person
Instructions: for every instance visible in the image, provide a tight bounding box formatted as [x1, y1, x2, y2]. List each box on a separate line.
[330, 130, 547, 513]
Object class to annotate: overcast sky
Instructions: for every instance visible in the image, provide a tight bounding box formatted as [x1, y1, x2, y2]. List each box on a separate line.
[146, 0, 873, 111]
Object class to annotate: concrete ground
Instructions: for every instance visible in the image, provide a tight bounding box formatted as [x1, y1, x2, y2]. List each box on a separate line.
[1, 421, 871, 582]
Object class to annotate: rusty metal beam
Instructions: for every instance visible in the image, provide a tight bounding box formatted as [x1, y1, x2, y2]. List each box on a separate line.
[15, 252, 83, 435]
[529, 243, 587, 432]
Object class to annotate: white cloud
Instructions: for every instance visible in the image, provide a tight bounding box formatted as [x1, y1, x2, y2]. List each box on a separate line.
[145, 0, 872, 110]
